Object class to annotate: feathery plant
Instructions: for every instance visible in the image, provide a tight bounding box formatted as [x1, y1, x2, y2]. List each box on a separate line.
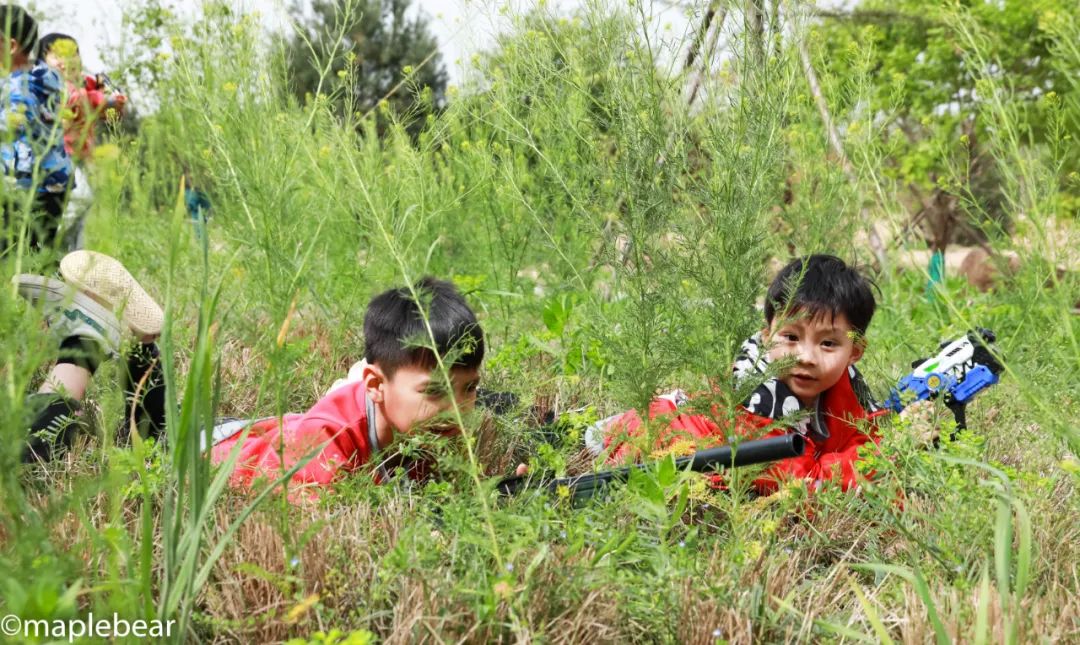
[0, 0, 1077, 642]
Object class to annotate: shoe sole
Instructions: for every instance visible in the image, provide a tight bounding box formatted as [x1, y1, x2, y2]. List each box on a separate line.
[15, 274, 123, 347]
[59, 251, 164, 337]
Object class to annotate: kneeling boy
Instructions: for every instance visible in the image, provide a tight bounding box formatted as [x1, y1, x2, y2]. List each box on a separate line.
[211, 277, 484, 491]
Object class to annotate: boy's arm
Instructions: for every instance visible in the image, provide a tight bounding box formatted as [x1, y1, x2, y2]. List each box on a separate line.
[811, 426, 879, 491]
[602, 394, 725, 464]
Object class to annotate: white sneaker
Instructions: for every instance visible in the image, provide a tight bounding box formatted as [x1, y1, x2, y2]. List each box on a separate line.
[59, 250, 164, 339]
[15, 274, 123, 356]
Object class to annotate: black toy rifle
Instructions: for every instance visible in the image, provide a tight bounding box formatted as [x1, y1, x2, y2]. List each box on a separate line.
[497, 433, 805, 500]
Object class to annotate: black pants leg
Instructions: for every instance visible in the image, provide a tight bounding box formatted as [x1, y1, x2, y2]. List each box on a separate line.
[23, 393, 84, 463]
[21, 336, 103, 462]
[121, 342, 167, 442]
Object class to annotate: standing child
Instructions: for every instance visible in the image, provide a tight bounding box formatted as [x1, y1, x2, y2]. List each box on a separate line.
[0, 4, 73, 253]
[0, 7, 164, 463]
[37, 32, 127, 250]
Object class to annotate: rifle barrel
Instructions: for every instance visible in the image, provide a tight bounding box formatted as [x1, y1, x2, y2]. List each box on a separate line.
[497, 433, 805, 498]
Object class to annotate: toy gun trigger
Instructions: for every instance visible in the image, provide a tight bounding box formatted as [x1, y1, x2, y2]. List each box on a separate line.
[92, 72, 124, 97]
[943, 394, 968, 440]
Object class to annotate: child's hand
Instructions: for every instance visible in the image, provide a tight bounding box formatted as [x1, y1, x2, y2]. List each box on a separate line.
[515, 463, 528, 476]
[899, 400, 940, 446]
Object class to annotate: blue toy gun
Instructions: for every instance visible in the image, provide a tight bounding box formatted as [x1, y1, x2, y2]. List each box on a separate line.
[884, 328, 1003, 435]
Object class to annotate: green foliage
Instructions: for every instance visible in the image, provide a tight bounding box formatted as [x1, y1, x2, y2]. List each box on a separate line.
[813, 0, 1080, 251]
[0, 0, 1076, 642]
[282, 0, 448, 137]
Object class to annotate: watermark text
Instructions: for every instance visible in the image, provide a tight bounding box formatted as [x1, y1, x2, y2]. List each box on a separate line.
[1, 612, 175, 642]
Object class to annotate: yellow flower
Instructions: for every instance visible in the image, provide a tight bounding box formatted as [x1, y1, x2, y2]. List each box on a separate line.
[92, 143, 121, 162]
[284, 593, 319, 624]
[651, 439, 696, 459]
[556, 485, 570, 499]
[745, 541, 764, 561]
[51, 38, 78, 61]
[402, 65, 414, 75]
[222, 82, 237, 93]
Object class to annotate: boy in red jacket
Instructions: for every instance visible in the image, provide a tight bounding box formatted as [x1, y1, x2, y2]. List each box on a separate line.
[597, 254, 890, 495]
[37, 33, 127, 250]
[210, 277, 488, 492]
[38, 33, 126, 162]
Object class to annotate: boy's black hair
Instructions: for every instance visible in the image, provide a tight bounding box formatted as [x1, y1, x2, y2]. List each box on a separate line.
[37, 32, 77, 60]
[363, 277, 485, 376]
[0, 4, 38, 56]
[764, 254, 877, 336]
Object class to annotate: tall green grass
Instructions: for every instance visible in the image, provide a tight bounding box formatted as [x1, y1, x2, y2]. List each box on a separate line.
[0, 0, 1076, 641]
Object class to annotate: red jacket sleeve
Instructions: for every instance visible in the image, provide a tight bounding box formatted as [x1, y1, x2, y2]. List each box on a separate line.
[599, 372, 887, 496]
[211, 381, 374, 493]
[603, 397, 723, 464]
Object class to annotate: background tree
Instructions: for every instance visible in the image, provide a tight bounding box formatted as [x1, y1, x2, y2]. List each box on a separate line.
[284, 0, 448, 137]
[811, 0, 1080, 251]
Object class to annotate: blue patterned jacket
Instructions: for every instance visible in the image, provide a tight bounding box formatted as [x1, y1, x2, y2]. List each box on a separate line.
[1, 64, 73, 195]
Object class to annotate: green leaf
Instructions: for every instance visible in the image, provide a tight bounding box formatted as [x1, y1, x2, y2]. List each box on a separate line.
[542, 294, 572, 336]
[1012, 498, 1032, 601]
[846, 573, 895, 645]
[853, 564, 950, 645]
[974, 562, 991, 645]
[994, 496, 1012, 610]
[656, 454, 676, 487]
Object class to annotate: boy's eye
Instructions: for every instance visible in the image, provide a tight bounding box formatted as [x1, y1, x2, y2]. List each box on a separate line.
[781, 333, 798, 342]
[822, 339, 838, 348]
[423, 384, 449, 397]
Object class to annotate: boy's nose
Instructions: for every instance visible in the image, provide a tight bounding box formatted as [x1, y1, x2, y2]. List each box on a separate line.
[796, 345, 817, 365]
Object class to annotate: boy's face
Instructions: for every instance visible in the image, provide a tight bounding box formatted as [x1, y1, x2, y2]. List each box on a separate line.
[44, 40, 80, 82]
[765, 310, 865, 408]
[368, 363, 480, 436]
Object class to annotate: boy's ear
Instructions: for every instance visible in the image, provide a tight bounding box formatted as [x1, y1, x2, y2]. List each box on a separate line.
[362, 363, 386, 403]
[850, 336, 866, 364]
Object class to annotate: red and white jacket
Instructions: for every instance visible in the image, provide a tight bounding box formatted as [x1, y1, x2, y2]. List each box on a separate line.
[599, 333, 891, 495]
[210, 380, 378, 491]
